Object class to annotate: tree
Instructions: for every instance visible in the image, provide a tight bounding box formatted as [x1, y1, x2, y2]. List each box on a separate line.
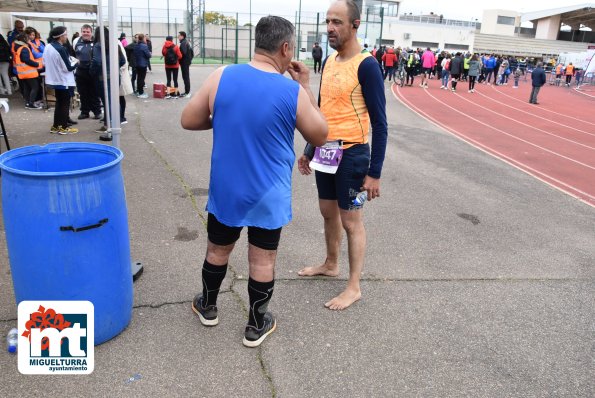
[203, 12, 237, 26]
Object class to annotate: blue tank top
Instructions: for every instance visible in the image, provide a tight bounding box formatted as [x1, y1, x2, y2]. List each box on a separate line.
[207, 64, 299, 229]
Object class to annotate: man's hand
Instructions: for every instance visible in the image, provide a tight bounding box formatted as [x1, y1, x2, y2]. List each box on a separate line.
[288, 61, 310, 88]
[297, 155, 312, 175]
[362, 176, 381, 200]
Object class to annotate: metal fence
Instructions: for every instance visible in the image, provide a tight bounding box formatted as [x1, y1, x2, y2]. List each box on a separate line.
[89, 7, 386, 65]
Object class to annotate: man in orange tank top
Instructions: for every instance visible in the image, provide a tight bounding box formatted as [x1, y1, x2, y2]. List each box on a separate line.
[298, 0, 388, 310]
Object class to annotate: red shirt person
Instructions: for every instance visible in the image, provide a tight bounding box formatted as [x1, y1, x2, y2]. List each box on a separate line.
[161, 36, 183, 97]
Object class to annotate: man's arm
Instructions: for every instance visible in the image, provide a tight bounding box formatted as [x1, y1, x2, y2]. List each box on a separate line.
[288, 61, 327, 147]
[358, 56, 388, 200]
[180, 66, 225, 130]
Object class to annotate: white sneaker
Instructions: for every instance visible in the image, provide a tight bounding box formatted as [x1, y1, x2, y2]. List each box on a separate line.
[440, 85, 444, 89]
[138, 93, 149, 99]
[468, 90, 472, 93]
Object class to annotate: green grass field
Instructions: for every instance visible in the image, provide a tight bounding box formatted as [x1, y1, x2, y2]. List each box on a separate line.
[150, 57, 315, 66]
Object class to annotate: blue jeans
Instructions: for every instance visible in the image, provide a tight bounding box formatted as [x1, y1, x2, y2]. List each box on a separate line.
[441, 70, 450, 87]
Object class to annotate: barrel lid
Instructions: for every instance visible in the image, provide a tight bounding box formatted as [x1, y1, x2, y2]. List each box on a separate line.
[0, 142, 123, 177]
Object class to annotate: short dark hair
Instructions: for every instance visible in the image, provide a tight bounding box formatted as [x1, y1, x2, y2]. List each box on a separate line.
[81, 24, 92, 31]
[179, 31, 187, 39]
[15, 33, 28, 43]
[339, 0, 361, 23]
[255, 16, 295, 54]
[48, 26, 67, 43]
[93, 26, 109, 44]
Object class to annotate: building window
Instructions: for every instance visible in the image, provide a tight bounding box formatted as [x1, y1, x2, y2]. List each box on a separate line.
[411, 41, 439, 49]
[444, 43, 469, 51]
[497, 16, 515, 26]
[376, 39, 395, 46]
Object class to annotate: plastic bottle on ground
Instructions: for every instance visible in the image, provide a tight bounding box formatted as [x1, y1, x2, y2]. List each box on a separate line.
[7, 328, 18, 354]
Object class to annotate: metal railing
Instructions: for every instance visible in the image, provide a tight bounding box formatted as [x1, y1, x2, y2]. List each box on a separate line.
[397, 14, 479, 29]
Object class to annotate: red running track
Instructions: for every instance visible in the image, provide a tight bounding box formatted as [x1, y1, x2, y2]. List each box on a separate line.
[392, 80, 595, 207]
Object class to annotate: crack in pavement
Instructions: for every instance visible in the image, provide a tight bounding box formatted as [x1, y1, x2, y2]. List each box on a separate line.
[1, 278, 588, 323]
[138, 122, 277, 397]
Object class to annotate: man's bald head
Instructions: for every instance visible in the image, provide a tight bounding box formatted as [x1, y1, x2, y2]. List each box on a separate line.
[14, 20, 24, 32]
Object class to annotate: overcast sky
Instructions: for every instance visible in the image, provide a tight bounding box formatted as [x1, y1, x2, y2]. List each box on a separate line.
[121, 0, 582, 21]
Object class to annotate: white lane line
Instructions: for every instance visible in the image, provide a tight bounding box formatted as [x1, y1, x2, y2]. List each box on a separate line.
[454, 91, 595, 151]
[488, 84, 595, 127]
[392, 84, 595, 208]
[573, 87, 595, 99]
[421, 87, 595, 170]
[474, 89, 595, 138]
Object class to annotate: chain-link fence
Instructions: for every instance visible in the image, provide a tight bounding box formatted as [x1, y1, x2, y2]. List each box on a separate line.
[191, 9, 385, 65]
[87, 7, 385, 65]
[13, 6, 386, 65]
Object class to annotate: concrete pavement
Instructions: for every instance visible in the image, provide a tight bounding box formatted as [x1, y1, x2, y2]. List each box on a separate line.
[0, 66, 593, 397]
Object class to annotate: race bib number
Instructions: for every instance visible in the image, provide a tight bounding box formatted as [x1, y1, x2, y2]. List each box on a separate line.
[309, 140, 343, 174]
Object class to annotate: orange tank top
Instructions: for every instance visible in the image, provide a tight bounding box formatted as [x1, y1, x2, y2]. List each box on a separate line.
[320, 52, 372, 148]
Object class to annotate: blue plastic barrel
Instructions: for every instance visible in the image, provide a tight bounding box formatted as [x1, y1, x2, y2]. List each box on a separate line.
[0, 143, 132, 345]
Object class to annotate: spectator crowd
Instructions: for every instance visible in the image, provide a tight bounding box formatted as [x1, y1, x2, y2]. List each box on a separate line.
[0, 20, 195, 136]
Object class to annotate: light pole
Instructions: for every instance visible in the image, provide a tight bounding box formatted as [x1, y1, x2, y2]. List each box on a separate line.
[249, 0, 252, 60]
[297, 0, 302, 60]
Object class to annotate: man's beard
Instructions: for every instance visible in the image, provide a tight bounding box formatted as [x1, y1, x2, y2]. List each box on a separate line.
[328, 36, 342, 50]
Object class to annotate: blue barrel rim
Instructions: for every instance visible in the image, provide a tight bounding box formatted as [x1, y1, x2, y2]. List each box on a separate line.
[0, 142, 123, 177]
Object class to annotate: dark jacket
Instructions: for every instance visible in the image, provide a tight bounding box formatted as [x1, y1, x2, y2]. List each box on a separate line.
[133, 42, 151, 68]
[450, 55, 463, 75]
[312, 45, 322, 60]
[531, 67, 546, 87]
[7, 30, 18, 46]
[74, 38, 94, 72]
[90, 42, 125, 79]
[13, 41, 39, 68]
[125, 42, 137, 68]
[179, 39, 192, 66]
[161, 40, 182, 69]
[0, 34, 10, 62]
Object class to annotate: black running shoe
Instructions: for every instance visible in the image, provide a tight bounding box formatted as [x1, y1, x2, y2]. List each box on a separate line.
[191, 294, 219, 326]
[243, 312, 276, 348]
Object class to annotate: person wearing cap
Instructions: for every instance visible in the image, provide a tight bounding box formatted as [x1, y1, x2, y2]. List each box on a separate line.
[43, 26, 78, 134]
[162, 35, 182, 98]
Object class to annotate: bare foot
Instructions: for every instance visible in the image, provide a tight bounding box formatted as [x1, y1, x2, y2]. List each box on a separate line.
[324, 288, 361, 310]
[297, 264, 339, 277]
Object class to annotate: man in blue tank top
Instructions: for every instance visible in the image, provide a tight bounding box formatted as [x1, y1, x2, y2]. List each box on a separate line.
[181, 16, 327, 348]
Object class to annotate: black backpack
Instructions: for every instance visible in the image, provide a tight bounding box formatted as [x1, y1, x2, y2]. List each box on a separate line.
[164, 46, 177, 65]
